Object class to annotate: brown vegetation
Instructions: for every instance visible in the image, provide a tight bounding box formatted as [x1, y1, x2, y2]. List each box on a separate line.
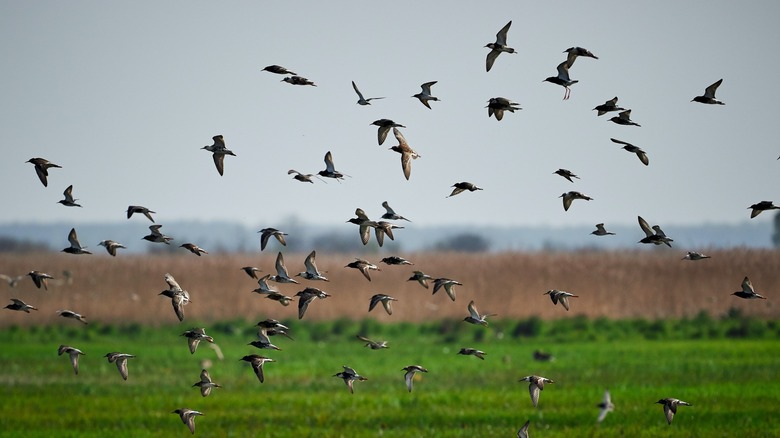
[1, 249, 777, 327]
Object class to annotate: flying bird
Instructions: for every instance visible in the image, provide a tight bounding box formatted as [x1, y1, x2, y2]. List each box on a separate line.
[296, 250, 329, 282]
[369, 294, 398, 315]
[172, 408, 204, 434]
[408, 271, 433, 289]
[356, 334, 388, 350]
[381, 201, 411, 221]
[432, 278, 462, 301]
[288, 169, 322, 183]
[517, 420, 530, 438]
[62, 228, 91, 254]
[458, 347, 486, 360]
[26, 157, 61, 187]
[5, 298, 38, 313]
[564, 46, 598, 67]
[682, 251, 710, 260]
[611, 138, 649, 166]
[402, 365, 428, 393]
[98, 240, 126, 257]
[381, 256, 413, 266]
[609, 109, 641, 126]
[485, 21, 515, 72]
[126, 205, 156, 222]
[142, 224, 173, 244]
[553, 168, 579, 183]
[181, 328, 215, 354]
[159, 273, 190, 321]
[543, 290, 578, 311]
[374, 221, 403, 247]
[240, 355, 275, 383]
[519, 375, 554, 407]
[371, 119, 406, 145]
[318, 151, 347, 180]
[655, 398, 692, 425]
[560, 191, 593, 211]
[295, 287, 331, 319]
[346, 208, 378, 245]
[104, 352, 135, 380]
[334, 366, 368, 394]
[389, 127, 420, 180]
[748, 201, 780, 218]
[27, 271, 53, 290]
[543, 61, 577, 100]
[57, 345, 85, 375]
[201, 135, 236, 176]
[282, 75, 316, 86]
[638, 216, 673, 247]
[58, 185, 82, 207]
[486, 97, 521, 121]
[248, 330, 282, 351]
[193, 369, 221, 397]
[412, 81, 440, 109]
[597, 390, 615, 423]
[57, 309, 88, 324]
[593, 97, 625, 116]
[262, 64, 296, 75]
[692, 79, 724, 105]
[351, 81, 384, 105]
[270, 252, 299, 284]
[591, 223, 615, 236]
[180, 243, 208, 256]
[448, 182, 483, 197]
[242, 266, 261, 279]
[258, 228, 288, 251]
[0, 274, 24, 288]
[463, 300, 496, 326]
[345, 258, 380, 281]
[732, 276, 767, 299]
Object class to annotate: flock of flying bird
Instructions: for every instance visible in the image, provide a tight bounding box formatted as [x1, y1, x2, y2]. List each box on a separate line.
[4, 18, 773, 436]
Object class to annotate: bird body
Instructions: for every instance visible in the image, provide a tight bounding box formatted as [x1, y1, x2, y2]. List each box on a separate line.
[412, 81, 439, 109]
[692, 79, 724, 105]
[282, 75, 316, 86]
[262, 64, 296, 75]
[682, 251, 710, 260]
[593, 97, 625, 116]
[318, 151, 347, 180]
[181, 328, 215, 354]
[26, 157, 61, 187]
[357, 334, 388, 349]
[560, 191, 593, 211]
[180, 243, 208, 256]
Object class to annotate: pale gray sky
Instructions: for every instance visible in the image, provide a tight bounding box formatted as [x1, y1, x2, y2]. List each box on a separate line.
[1, 1, 778, 230]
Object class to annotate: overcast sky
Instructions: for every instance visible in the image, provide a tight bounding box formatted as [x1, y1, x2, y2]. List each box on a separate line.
[1, 1, 778, 231]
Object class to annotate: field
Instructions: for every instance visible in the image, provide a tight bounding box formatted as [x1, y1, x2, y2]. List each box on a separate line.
[1, 249, 779, 436]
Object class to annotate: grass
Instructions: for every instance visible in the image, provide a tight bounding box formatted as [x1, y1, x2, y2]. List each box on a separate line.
[1, 319, 778, 437]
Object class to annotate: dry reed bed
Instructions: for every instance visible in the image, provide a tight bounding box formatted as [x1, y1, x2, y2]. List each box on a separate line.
[0, 248, 777, 327]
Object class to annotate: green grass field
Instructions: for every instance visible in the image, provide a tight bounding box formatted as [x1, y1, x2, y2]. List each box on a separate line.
[1, 318, 778, 437]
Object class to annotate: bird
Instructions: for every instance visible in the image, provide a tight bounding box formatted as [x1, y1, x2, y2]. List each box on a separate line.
[181, 328, 215, 354]
[58, 185, 82, 207]
[258, 228, 288, 251]
[0, 274, 24, 288]
[27, 271, 54, 290]
[62, 228, 91, 254]
[351, 80, 384, 105]
[26, 157, 61, 187]
[57, 309, 88, 324]
[356, 335, 388, 350]
[560, 191, 593, 211]
[159, 273, 190, 321]
[252, 274, 278, 295]
[172, 408, 204, 434]
[104, 352, 135, 380]
[682, 251, 710, 260]
[58, 345, 85, 375]
[408, 271, 433, 289]
[543, 61, 577, 100]
[256, 319, 289, 331]
[748, 201, 780, 218]
[402, 365, 428, 393]
[248, 330, 282, 351]
[142, 224, 173, 244]
[564, 46, 598, 67]
[295, 287, 331, 319]
[464, 300, 496, 326]
[517, 420, 530, 438]
[334, 366, 367, 394]
[201, 135, 236, 176]
[374, 221, 404, 247]
[380, 256, 413, 266]
[5, 298, 38, 313]
[609, 109, 641, 126]
[241, 266, 261, 279]
[448, 182, 483, 197]
[412, 81, 439, 109]
[296, 250, 329, 281]
[656, 398, 692, 425]
[240, 355, 275, 383]
[638, 216, 673, 247]
[591, 223, 615, 236]
[381, 201, 411, 221]
[318, 151, 347, 180]
[543, 290, 578, 311]
[262, 64, 296, 75]
[264, 292, 293, 307]
[458, 347, 486, 360]
[732, 276, 767, 299]
[369, 294, 398, 315]
[388, 127, 420, 180]
[485, 21, 515, 72]
[371, 119, 406, 145]
[282, 75, 316, 86]
[519, 375, 554, 407]
[486, 97, 521, 121]
[593, 97, 625, 116]
[126, 205, 155, 222]
[270, 252, 299, 284]
[346, 208, 378, 245]
[553, 168, 579, 183]
[180, 243, 208, 256]
[597, 390, 615, 423]
[433, 278, 462, 301]
[193, 369, 221, 397]
[611, 138, 649, 166]
[345, 258, 380, 281]
[97, 240, 126, 256]
[692, 79, 724, 105]
[288, 169, 322, 183]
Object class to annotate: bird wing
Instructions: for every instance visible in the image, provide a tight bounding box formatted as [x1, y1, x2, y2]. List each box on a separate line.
[704, 79, 723, 98]
[304, 251, 318, 274]
[382, 298, 394, 315]
[405, 370, 415, 392]
[529, 383, 540, 407]
[212, 153, 225, 176]
[562, 194, 573, 211]
[297, 295, 313, 319]
[63, 185, 75, 202]
[382, 201, 395, 215]
[377, 126, 390, 145]
[401, 151, 412, 180]
[172, 295, 186, 321]
[560, 296, 571, 311]
[636, 150, 649, 166]
[164, 273, 182, 292]
[252, 361, 266, 383]
[368, 295, 380, 312]
[495, 20, 511, 45]
[742, 276, 754, 294]
[486, 49, 501, 72]
[69, 351, 81, 375]
[275, 252, 289, 277]
[324, 151, 336, 172]
[663, 404, 675, 424]
[610, 138, 631, 147]
[67, 228, 80, 248]
[392, 127, 408, 147]
[556, 61, 571, 81]
[443, 283, 457, 301]
[420, 81, 436, 94]
[467, 300, 480, 319]
[116, 357, 129, 380]
[638, 216, 654, 237]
